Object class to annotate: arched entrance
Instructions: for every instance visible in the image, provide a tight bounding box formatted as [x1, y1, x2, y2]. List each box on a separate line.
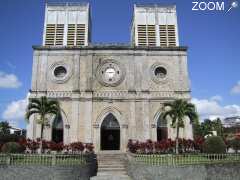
[101, 113, 120, 150]
[157, 116, 168, 141]
[52, 114, 63, 143]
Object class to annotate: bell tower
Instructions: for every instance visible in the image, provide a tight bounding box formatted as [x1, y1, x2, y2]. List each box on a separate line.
[43, 2, 90, 47]
[131, 4, 179, 47]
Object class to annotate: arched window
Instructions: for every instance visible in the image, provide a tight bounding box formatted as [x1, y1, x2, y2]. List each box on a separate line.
[52, 114, 63, 143]
[157, 116, 168, 141]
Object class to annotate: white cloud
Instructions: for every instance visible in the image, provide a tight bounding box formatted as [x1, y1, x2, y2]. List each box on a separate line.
[0, 71, 22, 88]
[231, 81, 240, 94]
[210, 95, 222, 102]
[2, 94, 29, 127]
[192, 97, 240, 121]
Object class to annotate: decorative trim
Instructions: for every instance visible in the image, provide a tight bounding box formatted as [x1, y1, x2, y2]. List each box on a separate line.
[150, 63, 169, 84]
[49, 61, 73, 84]
[93, 124, 99, 128]
[47, 91, 72, 98]
[96, 59, 126, 87]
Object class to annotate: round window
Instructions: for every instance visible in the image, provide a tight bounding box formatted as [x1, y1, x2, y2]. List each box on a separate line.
[54, 66, 67, 78]
[154, 67, 167, 78]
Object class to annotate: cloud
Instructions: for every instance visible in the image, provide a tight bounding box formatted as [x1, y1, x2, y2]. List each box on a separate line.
[192, 97, 240, 121]
[2, 94, 29, 127]
[210, 95, 222, 102]
[231, 81, 240, 94]
[0, 71, 22, 88]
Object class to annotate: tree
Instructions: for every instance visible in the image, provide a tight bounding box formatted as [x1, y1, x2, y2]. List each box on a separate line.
[160, 99, 198, 154]
[211, 118, 223, 137]
[0, 121, 11, 135]
[25, 96, 60, 153]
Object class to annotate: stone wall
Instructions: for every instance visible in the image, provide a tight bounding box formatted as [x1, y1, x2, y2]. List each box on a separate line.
[127, 162, 240, 180]
[0, 154, 97, 180]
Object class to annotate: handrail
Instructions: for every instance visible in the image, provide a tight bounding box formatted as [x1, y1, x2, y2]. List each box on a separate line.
[0, 153, 89, 166]
[128, 153, 240, 166]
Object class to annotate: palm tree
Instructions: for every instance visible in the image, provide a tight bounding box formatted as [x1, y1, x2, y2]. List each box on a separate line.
[160, 99, 198, 154]
[25, 96, 60, 153]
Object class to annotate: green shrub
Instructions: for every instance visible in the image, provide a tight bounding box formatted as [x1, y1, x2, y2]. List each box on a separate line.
[230, 138, 240, 153]
[0, 134, 25, 144]
[203, 136, 226, 154]
[1, 142, 25, 153]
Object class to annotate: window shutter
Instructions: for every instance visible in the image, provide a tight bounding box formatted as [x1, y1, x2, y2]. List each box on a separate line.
[167, 25, 176, 47]
[55, 24, 64, 46]
[159, 25, 167, 47]
[45, 24, 55, 46]
[147, 25, 156, 46]
[67, 24, 75, 46]
[76, 24, 85, 46]
[137, 25, 147, 46]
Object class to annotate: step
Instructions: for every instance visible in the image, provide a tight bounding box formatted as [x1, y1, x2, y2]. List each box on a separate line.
[98, 164, 125, 167]
[98, 167, 126, 171]
[91, 174, 131, 180]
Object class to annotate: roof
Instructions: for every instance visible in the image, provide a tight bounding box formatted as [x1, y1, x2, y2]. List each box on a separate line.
[46, 2, 89, 7]
[33, 44, 188, 51]
[134, 3, 176, 8]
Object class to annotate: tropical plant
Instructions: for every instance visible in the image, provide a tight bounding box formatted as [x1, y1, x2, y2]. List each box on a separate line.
[203, 136, 226, 154]
[229, 137, 240, 153]
[25, 96, 60, 153]
[1, 142, 25, 153]
[0, 121, 11, 135]
[160, 99, 198, 154]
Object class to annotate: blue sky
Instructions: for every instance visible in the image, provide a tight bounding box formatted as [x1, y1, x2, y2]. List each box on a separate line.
[0, 0, 240, 128]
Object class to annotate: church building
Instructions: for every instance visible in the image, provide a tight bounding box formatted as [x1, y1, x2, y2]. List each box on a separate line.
[27, 3, 193, 152]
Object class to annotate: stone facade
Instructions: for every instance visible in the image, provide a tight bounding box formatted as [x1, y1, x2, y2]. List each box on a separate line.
[27, 3, 193, 152]
[27, 45, 192, 152]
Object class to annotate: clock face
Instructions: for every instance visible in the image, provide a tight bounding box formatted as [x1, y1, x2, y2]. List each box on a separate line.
[105, 68, 116, 79]
[97, 60, 125, 87]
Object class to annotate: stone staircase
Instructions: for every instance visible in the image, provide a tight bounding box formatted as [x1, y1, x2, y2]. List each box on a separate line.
[91, 151, 131, 180]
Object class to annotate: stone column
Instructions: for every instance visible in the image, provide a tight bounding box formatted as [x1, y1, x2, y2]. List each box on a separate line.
[129, 100, 136, 140]
[80, 92, 93, 143]
[142, 98, 150, 141]
[70, 93, 80, 142]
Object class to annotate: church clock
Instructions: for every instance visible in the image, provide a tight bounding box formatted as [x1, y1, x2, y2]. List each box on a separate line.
[96, 60, 125, 87]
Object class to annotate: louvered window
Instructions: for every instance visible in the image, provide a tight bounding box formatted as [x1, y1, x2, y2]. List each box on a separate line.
[137, 25, 147, 46]
[67, 24, 75, 46]
[45, 24, 64, 46]
[159, 25, 176, 47]
[55, 24, 64, 46]
[147, 25, 156, 46]
[45, 24, 56, 46]
[66, 24, 85, 46]
[76, 24, 85, 46]
[167, 25, 176, 47]
[159, 25, 167, 47]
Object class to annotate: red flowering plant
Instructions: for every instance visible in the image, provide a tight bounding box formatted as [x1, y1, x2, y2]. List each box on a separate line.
[127, 139, 138, 153]
[70, 142, 85, 153]
[193, 136, 205, 152]
[145, 139, 154, 154]
[85, 143, 94, 153]
[26, 139, 40, 153]
[50, 142, 64, 152]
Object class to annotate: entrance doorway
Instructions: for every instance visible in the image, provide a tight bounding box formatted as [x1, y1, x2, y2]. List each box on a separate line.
[52, 114, 63, 143]
[101, 113, 120, 150]
[157, 116, 168, 141]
